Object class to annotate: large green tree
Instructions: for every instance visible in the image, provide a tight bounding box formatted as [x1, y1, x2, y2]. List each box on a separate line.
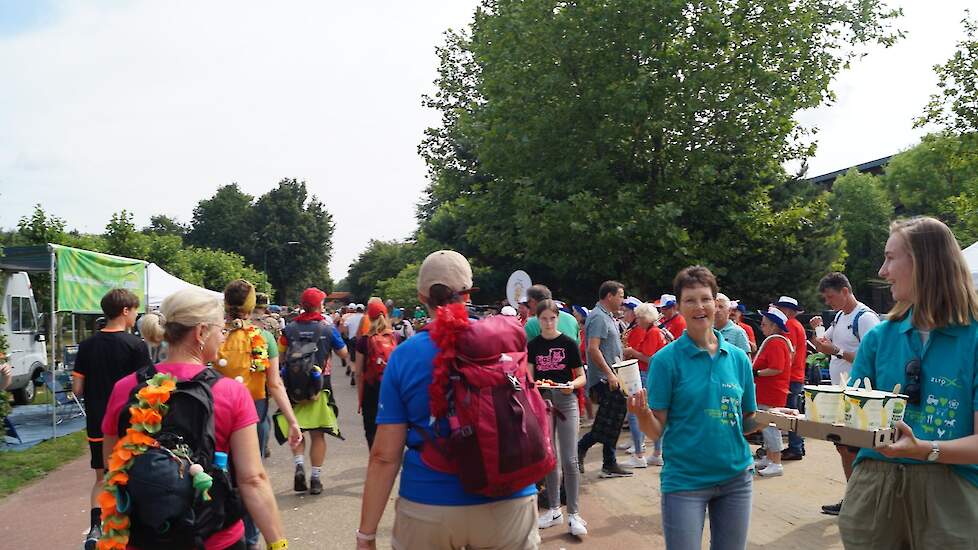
[249, 179, 335, 301]
[345, 239, 419, 302]
[187, 184, 255, 256]
[418, 0, 900, 307]
[829, 169, 892, 298]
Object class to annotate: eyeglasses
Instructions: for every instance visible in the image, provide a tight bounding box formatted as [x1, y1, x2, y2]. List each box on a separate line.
[905, 358, 922, 405]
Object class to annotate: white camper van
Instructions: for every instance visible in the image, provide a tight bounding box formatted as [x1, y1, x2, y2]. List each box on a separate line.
[2, 271, 48, 404]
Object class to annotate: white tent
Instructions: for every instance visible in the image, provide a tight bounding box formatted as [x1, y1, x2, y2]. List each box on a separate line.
[146, 263, 223, 309]
[963, 241, 978, 287]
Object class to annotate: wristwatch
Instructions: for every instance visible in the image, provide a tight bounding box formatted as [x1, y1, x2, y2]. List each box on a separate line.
[833, 347, 845, 360]
[926, 440, 941, 462]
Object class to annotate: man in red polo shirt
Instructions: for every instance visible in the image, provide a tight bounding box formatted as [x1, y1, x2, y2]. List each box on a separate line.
[774, 295, 806, 460]
[655, 293, 685, 340]
[729, 300, 757, 354]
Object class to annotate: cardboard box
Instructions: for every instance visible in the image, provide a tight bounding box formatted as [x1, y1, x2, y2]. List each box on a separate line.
[793, 418, 896, 449]
[751, 411, 897, 448]
[753, 410, 797, 432]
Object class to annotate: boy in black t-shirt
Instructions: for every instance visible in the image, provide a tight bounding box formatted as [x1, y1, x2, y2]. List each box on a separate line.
[72, 289, 151, 550]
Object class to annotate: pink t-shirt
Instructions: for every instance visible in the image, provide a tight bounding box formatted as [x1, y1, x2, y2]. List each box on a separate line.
[102, 363, 258, 550]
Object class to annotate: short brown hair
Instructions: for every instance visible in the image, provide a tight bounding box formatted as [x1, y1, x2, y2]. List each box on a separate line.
[673, 266, 718, 302]
[100, 289, 139, 319]
[598, 281, 624, 301]
[818, 272, 852, 293]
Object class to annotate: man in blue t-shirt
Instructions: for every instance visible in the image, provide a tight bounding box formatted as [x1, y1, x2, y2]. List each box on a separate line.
[356, 250, 540, 549]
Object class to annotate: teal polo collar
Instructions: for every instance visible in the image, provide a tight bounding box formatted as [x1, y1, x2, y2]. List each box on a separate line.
[675, 329, 730, 358]
[895, 307, 971, 337]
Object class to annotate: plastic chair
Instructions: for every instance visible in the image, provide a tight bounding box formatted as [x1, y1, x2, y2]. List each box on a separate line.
[41, 370, 86, 424]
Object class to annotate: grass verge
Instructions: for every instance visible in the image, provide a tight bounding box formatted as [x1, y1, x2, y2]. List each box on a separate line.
[0, 430, 87, 498]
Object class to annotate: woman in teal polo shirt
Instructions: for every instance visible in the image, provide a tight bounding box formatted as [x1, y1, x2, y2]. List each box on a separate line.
[839, 217, 978, 548]
[626, 266, 758, 550]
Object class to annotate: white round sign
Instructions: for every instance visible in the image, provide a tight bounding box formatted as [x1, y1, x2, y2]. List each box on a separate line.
[506, 270, 532, 307]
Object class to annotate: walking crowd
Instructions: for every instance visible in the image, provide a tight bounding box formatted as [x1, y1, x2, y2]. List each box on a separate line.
[59, 216, 978, 549]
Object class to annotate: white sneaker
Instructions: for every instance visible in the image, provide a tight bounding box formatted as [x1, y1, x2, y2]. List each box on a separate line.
[616, 441, 632, 450]
[758, 463, 784, 477]
[537, 508, 563, 529]
[754, 456, 772, 470]
[568, 513, 588, 537]
[646, 454, 664, 466]
[623, 455, 648, 469]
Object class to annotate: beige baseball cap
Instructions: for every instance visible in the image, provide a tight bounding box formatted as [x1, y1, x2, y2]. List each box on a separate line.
[417, 250, 477, 297]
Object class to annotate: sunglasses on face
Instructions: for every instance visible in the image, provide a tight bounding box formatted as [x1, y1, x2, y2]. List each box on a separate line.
[905, 358, 922, 405]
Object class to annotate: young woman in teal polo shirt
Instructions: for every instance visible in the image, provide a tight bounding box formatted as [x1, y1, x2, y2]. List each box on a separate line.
[839, 217, 978, 548]
[626, 266, 759, 550]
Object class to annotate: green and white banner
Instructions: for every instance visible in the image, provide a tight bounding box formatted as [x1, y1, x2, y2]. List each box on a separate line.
[54, 245, 146, 314]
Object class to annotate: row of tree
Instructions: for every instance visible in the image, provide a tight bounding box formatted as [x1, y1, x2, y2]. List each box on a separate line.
[344, 1, 977, 312]
[5, 179, 336, 304]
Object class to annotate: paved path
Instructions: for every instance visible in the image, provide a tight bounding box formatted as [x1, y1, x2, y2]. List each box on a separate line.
[0, 354, 849, 549]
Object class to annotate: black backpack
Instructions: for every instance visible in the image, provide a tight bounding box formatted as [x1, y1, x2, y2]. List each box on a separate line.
[116, 366, 243, 549]
[281, 321, 327, 403]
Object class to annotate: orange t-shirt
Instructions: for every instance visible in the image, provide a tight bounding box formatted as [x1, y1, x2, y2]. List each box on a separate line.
[661, 313, 686, 341]
[752, 336, 792, 406]
[786, 318, 807, 382]
[628, 325, 667, 371]
[738, 321, 756, 346]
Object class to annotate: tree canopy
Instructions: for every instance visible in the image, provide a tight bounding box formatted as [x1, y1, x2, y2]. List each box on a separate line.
[411, 0, 900, 307]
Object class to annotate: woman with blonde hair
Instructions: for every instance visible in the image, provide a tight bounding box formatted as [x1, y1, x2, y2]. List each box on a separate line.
[354, 298, 398, 448]
[100, 288, 288, 549]
[218, 279, 301, 549]
[839, 217, 978, 548]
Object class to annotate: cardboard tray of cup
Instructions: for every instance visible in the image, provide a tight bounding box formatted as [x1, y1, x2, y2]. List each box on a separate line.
[753, 411, 896, 449]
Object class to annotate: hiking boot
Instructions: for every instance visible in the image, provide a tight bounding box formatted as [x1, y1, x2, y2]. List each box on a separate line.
[599, 464, 633, 478]
[309, 476, 323, 495]
[821, 500, 844, 516]
[537, 508, 563, 529]
[84, 524, 101, 550]
[568, 513, 588, 537]
[781, 450, 804, 461]
[294, 465, 308, 492]
[577, 444, 587, 474]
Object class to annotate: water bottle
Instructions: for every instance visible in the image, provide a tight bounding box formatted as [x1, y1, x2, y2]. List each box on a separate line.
[311, 366, 322, 380]
[213, 451, 228, 472]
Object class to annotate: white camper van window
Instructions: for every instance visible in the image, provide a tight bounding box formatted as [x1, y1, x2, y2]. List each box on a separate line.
[9, 297, 35, 333]
[10, 296, 22, 332]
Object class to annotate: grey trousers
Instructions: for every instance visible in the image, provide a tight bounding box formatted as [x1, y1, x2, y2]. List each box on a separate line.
[543, 389, 581, 514]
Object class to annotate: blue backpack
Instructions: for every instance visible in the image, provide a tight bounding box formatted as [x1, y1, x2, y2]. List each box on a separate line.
[831, 307, 875, 342]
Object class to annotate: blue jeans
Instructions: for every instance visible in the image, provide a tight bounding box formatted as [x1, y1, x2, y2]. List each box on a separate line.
[627, 373, 661, 455]
[786, 381, 805, 454]
[661, 470, 753, 550]
[245, 399, 269, 545]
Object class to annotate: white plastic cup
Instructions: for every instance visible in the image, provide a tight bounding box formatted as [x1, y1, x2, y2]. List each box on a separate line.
[815, 326, 826, 339]
[613, 359, 642, 396]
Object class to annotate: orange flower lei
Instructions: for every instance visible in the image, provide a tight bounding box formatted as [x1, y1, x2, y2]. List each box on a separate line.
[249, 327, 269, 372]
[97, 372, 177, 550]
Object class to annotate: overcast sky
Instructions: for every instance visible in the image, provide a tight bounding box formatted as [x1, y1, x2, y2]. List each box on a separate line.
[0, 1, 972, 280]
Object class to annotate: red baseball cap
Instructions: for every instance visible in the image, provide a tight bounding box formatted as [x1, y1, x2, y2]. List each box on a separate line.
[301, 287, 327, 309]
[367, 300, 388, 320]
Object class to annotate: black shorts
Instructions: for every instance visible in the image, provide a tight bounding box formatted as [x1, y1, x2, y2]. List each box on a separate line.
[89, 440, 104, 470]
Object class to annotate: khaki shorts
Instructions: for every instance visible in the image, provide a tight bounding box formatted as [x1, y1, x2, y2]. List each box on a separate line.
[839, 459, 978, 549]
[392, 495, 540, 550]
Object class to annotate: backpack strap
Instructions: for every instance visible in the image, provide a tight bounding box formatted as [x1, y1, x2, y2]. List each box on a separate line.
[851, 308, 870, 342]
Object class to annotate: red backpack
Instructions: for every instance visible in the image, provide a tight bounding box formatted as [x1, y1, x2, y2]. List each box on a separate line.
[416, 303, 556, 497]
[363, 332, 397, 386]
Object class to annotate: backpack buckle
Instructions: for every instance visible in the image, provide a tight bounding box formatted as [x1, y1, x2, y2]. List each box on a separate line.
[508, 373, 522, 391]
